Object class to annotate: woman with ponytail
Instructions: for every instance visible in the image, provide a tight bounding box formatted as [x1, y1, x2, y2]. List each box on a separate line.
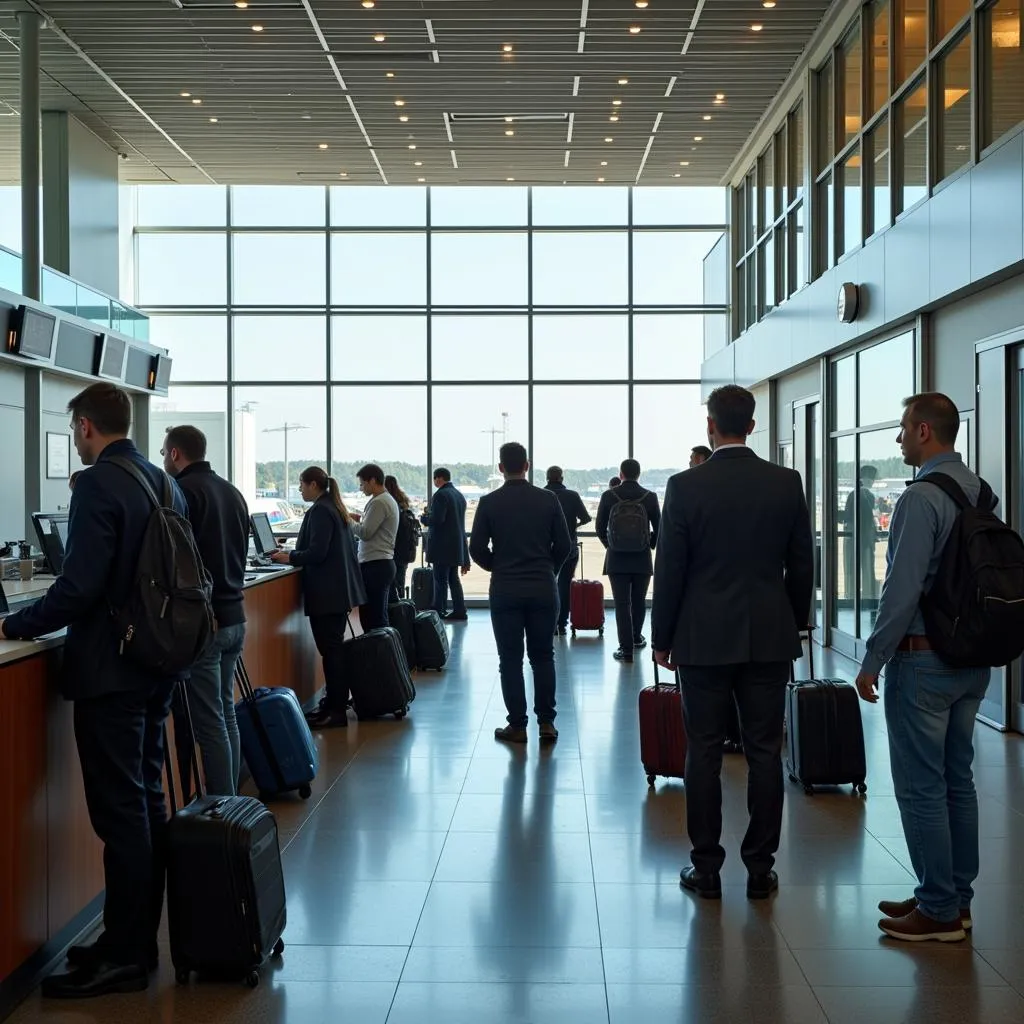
[270, 465, 366, 727]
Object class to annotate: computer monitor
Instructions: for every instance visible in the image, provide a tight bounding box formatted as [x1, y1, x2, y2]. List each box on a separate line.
[31, 512, 70, 575]
[7, 305, 57, 363]
[96, 333, 128, 381]
[250, 512, 279, 561]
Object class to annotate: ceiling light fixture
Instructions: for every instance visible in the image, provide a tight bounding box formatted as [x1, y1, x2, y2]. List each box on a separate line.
[674, 173, 681, 177]
[605, 136, 614, 142]
[235, 1, 248, 7]
[418, 177, 425, 182]
[703, 114, 712, 120]
[362, 0, 375, 6]
[629, 25, 642, 34]
[251, 24, 264, 32]
[612, 99, 622, 106]
[301, 114, 312, 120]
[319, 143, 329, 149]
[635, 1, 649, 7]
[394, 99, 405, 106]
[609, 115, 619, 122]
[408, 143, 417, 149]
[209, 117, 218, 123]
[716, 93, 725, 100]
[680, 160, 690, 166]
[191, 98, 202, 105]
[762, 1, 776, 7]
[386, 71, 394, 78]
[340, 171, 348, 177]
[373, 33, 386, 42]
[601, 160, 608, 166]
[505, 129, 514, 136]
[598, 176, 606, 182]
[694, 135, 703, 141]
[505, 116, 514, 123]
[180, 91, 191, 97]
[618, 78, 629, 85]
[399, 115, 409, 122]
[751, 23, 764, 31]
[507, 177, 515, 181]
[414, 160, 422, 166]
[502, 43, 514, 52]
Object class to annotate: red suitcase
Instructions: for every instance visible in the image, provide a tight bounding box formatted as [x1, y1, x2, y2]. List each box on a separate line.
[569, 547, 605, 636]
[639, 662, 687, 786]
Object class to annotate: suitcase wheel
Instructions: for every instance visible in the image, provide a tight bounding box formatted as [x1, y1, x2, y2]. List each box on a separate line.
[394, 707, 408, 720]
[855, 781, 867, 795]
[803, 785, 814, 796]
[571, 628, 576, 637]
[298, 785, 312, 800]
[175, 968, 190, 986]
[644, 768, 655, 787]
[246, 970, 260, 989]
[272, 939, 285, 959]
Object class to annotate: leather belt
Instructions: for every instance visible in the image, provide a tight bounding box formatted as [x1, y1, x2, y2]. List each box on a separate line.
[897, 635, 933, 652]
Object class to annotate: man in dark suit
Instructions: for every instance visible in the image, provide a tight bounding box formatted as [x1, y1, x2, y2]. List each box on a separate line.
[596, 459, 661, 663]
[421, 467, 470, 621]
[544, 465, 592, 636]
[0, 383, 189, 997]
[652, 385, 813, 902]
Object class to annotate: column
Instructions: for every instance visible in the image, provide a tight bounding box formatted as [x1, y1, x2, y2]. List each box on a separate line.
[17, 8, 41, 300]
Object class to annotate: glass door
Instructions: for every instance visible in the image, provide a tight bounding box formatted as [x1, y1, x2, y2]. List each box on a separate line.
[793, 399, 823, 633]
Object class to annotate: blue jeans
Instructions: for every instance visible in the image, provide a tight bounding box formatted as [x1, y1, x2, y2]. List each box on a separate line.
[489, 587, 558, 727]
[884, 651, 990, 922]
[187, 622, 246, 796]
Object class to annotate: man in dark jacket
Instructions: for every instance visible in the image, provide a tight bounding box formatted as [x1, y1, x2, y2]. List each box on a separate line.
[596, 459, 661, 662]
[652, 385, 813, 902]
[163, 425, 249, 796]
[421, 467, 470, 621]
[0, 383, 188, 998]
[544, 465, 592, 636]
[470, 443, 571, 744]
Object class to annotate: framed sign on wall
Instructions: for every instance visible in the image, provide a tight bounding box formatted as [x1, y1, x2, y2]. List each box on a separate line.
[46, 432, 71, 480]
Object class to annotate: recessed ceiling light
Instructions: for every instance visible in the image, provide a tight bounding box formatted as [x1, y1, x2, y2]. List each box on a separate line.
[504, 116, 514, 123]
[715, 93, 725, 100]
[713, 99, 724, 105]
[319, 143, 329, 149]
[386, 71, 394, 78]
[762, 1, 776, 7]
[394, 99, 405, 106]
[597, 176, 606, 182]
[340, 171, 348, 177]
[751, 23, 764, 31]
[234, 0, 248, 7]
[628, 25, 642, 34]
[191, 98, 202, 105]
[635, 0, 649, 7]
[399, 115, 409, 122]
[694, 135, 703, 141]
[674, 172, 681, 177]
[605, 136, 614, 142]
[680, 160, 690, 166]
[180, 91, 191, 97]
[703, 115, 712, 120]
[373, 33, 386, 42]
[505, 129, 514, 136]
[362, 0, 375, 7]
[618, 78, 629, 85]
[301, 114, 312, 120]
[251, 24, 264, 32]
[414, 160, 423, 166]
[507, 177, 515, 181]
[609, 115, 619, 122]
[612, 99, 622, 106]
[417, 177, 425, 182]
[209, 117, 218, 123]
[502, 43, 514, 52]
[408, 143, 417, 149]
[601, 160, 608, 166]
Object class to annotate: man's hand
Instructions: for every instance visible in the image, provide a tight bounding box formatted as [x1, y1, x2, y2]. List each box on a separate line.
[653, 649, 675, 671]
[855, 671, 879, 704]
[460, 563, 471, 576]
[269, 550, 291, 565]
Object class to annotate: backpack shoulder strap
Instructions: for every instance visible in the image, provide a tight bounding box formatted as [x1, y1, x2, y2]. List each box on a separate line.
[912, 472, 971, 511]
[108, 455, 164, 510]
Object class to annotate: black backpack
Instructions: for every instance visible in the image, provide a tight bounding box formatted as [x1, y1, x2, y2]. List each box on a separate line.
[911, 472, 1024, 669]
[395, 507, 421, 564]
[109, 457, 215, 676]
[607, 490, 651, 554]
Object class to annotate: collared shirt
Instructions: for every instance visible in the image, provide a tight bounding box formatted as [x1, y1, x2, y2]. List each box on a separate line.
[710, 443, 748, 455]
[861, 452, 987, 676]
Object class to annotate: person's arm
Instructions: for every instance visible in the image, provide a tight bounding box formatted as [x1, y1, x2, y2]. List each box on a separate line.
[551, 498, 572, 569]
[350, 495, 386, 540]
[651, 478, 688, 662]
[468, 499, 494, 572]
[647, 492, 661, 550]
[784, 474, 815, 631]
[575, 494, 592, 529]
[286, 506, 333, 567]
[595, 493, 611, 548]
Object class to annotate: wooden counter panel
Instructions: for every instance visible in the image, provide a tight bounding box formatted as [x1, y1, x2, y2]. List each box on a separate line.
[0, 657, 49, 980]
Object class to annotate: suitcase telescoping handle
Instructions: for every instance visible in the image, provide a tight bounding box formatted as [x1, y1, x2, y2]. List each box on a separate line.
[652, 658, 680, 691]
[790, 628, 815, 683]
[164, 679, 206, 814]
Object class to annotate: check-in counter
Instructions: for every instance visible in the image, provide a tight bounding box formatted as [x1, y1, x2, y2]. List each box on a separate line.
[0, 567, 323, 1012]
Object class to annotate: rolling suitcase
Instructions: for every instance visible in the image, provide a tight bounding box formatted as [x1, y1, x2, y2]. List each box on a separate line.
[569, 547, 605, 636]
[413, 609, 450, 670]
[342, 625, 416, 720]
[639, 661, 687, 786]
[235, 658, 318, 801]
[411, 564, 434, 612]
[785, 636, 867, 795]
[166, 683, 287, 990]
[388, 599, 418, 671]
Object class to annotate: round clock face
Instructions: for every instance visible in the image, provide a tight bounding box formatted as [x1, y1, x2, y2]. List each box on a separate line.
[837, 283, 858, 323]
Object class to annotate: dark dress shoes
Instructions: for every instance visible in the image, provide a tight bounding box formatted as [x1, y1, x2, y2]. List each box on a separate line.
[679, 866, 722, 899]
[42, 961, 149, 999]
[747, 870, 779, 900]
[66, 939, 158, 973]
[613, 649, 634, 663]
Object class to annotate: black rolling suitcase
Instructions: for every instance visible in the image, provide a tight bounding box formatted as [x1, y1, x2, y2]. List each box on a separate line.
[785, 635, 867, 795]
[413, 609, 450, 670]
[411, 565, 434, 612]
[166, 684, 287, 989]
[342, 625, 416, 720]
[388, 599, 418, 670]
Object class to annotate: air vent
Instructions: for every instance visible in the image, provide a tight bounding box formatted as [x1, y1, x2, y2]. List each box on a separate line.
[330, 50, 436, 63]
[448, 112, 569, 124]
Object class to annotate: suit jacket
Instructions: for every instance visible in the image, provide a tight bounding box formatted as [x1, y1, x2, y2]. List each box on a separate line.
[651, 447, 814, 665]
[422, 482, 468, 566]
[544, 482, 592, 546]
[595, 480, 661, 576]
[289, 496, 367, 617]
[2, 439, 189, 700]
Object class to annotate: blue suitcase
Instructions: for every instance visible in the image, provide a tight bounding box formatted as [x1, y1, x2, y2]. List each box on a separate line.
[235, 659, 318, 800]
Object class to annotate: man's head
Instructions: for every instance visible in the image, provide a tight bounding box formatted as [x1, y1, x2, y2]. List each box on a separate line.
[898, 392, 960, 468]
[620, 459, 641, 482]
[546, 466, 563, 486]
[706, 385, 756, 447]
[499, 442, 529, 479]
[608, 476, 621, 489]
[357, 463, 386, 495]
[162, 425, 208, 477]
[689, 445, 713, 468]
[860, 464, 878, 485]
[433, 467, 452, 488]
[67, 383, 132, 466]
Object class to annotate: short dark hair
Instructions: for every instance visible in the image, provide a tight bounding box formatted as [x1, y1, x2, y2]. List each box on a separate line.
[691, 445, 712, 460]
[609, 476, 621, 489]
[67, 382, 131, 436]
[356, 463, 385, 485]
[707, 385, 755, 438]
[546, 465, 563, 484]
[433, 467, 452, 483]
[164, 424, 207, 463]
[620, 458, 641, 481]
[903, 392, 960, 445]
[499, 441, 528, 475]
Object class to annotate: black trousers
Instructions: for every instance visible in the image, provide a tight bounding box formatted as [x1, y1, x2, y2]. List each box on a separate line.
[678, 661, 789, 876]
[73, 678, 176, 966]
[390, 559, 409, 604]
[432, 564, 467, 617]
[608, 572, 650, 650]
[555, 547, 579, 629]
[309, 613, 350, 710]
[360, 558, 396, 631]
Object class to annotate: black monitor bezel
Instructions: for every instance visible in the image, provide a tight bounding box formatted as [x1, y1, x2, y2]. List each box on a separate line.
[250, 512, 279, 558]
[8, 305, 57, 363]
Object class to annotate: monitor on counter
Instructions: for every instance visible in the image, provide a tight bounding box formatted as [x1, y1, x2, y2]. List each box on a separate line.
[250, 512, 279, 561]
[96, 333, 128, 381]
[31, 512, 70, 576]
[7, 305, 57, 363]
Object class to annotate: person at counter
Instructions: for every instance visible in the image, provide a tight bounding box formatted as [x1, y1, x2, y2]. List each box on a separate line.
[163, 424, 249, 796]
[350, 464, 399, 631]
[0, 383, 188, 998]
[270, 466, 365, 728]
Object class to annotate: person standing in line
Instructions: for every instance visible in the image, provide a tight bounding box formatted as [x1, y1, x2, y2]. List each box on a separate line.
[608, 476, 621, 490]
[596, 459, 661, 663]
[689, 445, 712, 468]
[0, 383, 189, 997]
[163, 425, 249, 796]
[421, 467, 471, 621]
[385, 474, 420, 603]
[271, 467, 365, 728]
[652, 385, 813, 902]
[470, 443, 571, 744]
[856, 394, 992, 943]
[544, 465, 592, 636]
[350, 464, 399, 630]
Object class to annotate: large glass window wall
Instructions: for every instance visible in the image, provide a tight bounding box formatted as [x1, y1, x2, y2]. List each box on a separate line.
[134, 185, 726, 599]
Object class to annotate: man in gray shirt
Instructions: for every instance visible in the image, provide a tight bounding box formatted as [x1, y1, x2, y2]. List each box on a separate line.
[352, 463, 399, 631]
[856, 392, 991, 944]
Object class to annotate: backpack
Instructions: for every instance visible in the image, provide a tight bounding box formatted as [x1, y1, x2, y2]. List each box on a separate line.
[109, 456, 215, 676]
[911, 472, 1024, 669]
[395, 507, 421, 564]
[607, 490, 651, 554]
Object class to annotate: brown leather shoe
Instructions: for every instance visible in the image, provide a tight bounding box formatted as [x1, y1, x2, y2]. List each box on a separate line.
[878, 897, 972, 931]
[879, 908, 966, 943]
[494, 725, 528, 743]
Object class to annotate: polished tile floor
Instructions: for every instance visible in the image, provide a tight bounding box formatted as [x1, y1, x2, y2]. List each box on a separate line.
[10, 611, 1024, 1023]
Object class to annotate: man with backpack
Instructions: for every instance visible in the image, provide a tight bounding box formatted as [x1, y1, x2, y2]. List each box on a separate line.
[596, 459, 661, 663]
[0, 383, 200, 997]
[857, 392, 1024, 943]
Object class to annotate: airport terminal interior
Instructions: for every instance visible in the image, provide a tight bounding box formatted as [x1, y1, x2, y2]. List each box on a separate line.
[1, 0, 1023, 1021]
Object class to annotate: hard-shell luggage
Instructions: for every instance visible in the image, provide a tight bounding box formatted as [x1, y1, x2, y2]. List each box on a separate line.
[388, 599, 418, 670]
[166, 684, 287, 990]
[639, 661, 687, 786]
[569, 548, 605, 636]
[235, 658, 318, 801]
[413, 609, 450, 671]
[342, 625, 416, 720]
[785, 636, 867, 795]
[411, 565, 434, 612]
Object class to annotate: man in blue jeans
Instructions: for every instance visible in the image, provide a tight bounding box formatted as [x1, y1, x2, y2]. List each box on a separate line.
[856, 393, 991, 943]
[470, 442, 571, 744]
[164, 425, 250, 796]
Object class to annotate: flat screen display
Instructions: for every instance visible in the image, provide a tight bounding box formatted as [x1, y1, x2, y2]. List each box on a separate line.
[250, 513, 279, 557]
[153, 354, 172, 391]
[124, 346, 152, 388]
[55, 320, 99, 375]
[31, 512, 69, 576]
[97, 334, 128, 380]
[10, 306, 57, 361]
